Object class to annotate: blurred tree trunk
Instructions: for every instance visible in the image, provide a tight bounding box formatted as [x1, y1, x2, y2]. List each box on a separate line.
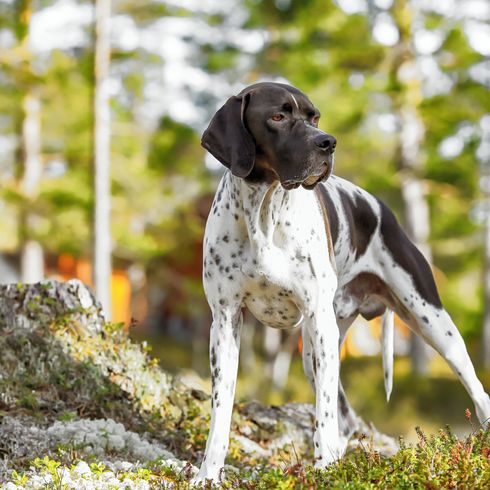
[484, 197, 490, 368]
[20, 93, 44, 282]
[398, 107, 431, 375]
[480, 120, 490, 367]
[93, 0, 112, 318]
[263, 327, 299, 390]
[391, 1, 430, 374]
[17, 0, 44, 283]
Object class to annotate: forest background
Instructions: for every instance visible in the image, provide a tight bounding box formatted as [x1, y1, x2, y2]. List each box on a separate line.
[1, 0, 490, 439]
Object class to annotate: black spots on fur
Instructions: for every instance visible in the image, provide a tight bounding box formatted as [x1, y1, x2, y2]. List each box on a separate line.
[219, 298, 227, 306]
[307, 256, 316, 278]
[378, 199, 443, 309]
[223, 234, 229, 243]
[338, 188, 378, 259]
[216, 187, 224, 204]
[422, 316, 429, 324]
[211, 347, 217, 367]
[446, 330, 453, 336]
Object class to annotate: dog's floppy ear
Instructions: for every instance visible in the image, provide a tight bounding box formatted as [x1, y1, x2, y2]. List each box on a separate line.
[201, 93, 255, 178]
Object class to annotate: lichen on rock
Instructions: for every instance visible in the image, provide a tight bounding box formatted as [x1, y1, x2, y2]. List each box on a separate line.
[0, 280, 398, 488]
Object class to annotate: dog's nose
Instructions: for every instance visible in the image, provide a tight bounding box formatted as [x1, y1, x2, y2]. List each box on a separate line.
[314, 134, 337, 152]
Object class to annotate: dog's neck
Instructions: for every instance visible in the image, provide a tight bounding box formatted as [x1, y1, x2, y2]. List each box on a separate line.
[229, 173, 300, 289]
[231, 174, 290, 245]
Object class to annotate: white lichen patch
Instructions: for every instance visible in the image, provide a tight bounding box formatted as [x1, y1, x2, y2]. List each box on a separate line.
[0, 416, 179, 463]
[1, 459, 188, 490]
[46, 418, 177, 462]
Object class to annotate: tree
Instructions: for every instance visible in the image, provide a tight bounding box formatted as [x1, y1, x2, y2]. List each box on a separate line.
[17, 0, 44, 283]
[93, 0, 112, 318]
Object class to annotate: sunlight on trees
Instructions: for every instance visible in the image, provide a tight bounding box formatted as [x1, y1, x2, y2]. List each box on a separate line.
[0, 0, 489, 391]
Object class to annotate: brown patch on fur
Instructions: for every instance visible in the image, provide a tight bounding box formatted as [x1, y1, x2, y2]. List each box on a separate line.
[344, 272, 411, 322]
[314, 187, 336, 272]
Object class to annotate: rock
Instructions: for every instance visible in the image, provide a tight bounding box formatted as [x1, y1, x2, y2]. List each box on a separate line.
[0, 279, 398, 484]
[0, 279, 104, 333]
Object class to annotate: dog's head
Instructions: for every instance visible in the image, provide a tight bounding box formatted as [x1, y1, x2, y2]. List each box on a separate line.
[202, 82, 336, 190]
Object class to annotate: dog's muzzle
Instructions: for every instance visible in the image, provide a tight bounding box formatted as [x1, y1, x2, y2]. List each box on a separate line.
[282, 157, 334, 190]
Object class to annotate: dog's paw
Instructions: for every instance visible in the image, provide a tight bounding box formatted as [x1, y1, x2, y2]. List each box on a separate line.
[190, 466, 223, 487]
[476, 394, 490, 428]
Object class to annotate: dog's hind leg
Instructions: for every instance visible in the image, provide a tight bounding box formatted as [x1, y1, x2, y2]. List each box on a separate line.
[377, 199, 490, 426]
[403, 306, 490, 426]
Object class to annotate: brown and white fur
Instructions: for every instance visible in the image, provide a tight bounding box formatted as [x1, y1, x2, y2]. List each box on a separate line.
[194, 82, 490, 482]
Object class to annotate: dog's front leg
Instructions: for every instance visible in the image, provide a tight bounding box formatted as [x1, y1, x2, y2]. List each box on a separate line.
[195, 308, 243, 483]
[304, 304, 342, 467]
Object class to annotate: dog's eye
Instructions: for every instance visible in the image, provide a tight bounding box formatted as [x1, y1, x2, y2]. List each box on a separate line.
[271, 114, 284, 122]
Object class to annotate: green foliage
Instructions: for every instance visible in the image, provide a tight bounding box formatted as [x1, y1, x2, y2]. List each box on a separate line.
[9, 427, 490, 488]
[236, 426, 490, 489]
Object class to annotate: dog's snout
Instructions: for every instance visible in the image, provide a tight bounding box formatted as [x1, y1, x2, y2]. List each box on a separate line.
[314, 134, 337, 152]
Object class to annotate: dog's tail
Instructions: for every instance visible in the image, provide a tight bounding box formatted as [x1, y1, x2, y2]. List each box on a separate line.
[381, 309, 395, 402]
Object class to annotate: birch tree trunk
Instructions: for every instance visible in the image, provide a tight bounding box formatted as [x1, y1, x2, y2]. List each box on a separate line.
[93, 0, 112, 318]
[18, 0, 44, 283]
[391, 0, 430, 374]
[480, 118, 490, 367]
[483, 195, 490, 368]
[398, 106, 431, 374]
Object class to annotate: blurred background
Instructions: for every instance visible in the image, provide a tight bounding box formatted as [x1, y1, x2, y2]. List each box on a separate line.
[1, 0, 490, 440]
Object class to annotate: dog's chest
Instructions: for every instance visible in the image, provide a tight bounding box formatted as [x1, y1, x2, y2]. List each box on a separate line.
[240, 198, 329, 329]
[241, 231, 308, 330]
[204, 174, 336, 329]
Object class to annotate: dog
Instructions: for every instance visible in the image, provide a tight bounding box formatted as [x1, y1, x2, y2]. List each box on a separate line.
[195, 81, 490, 482]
